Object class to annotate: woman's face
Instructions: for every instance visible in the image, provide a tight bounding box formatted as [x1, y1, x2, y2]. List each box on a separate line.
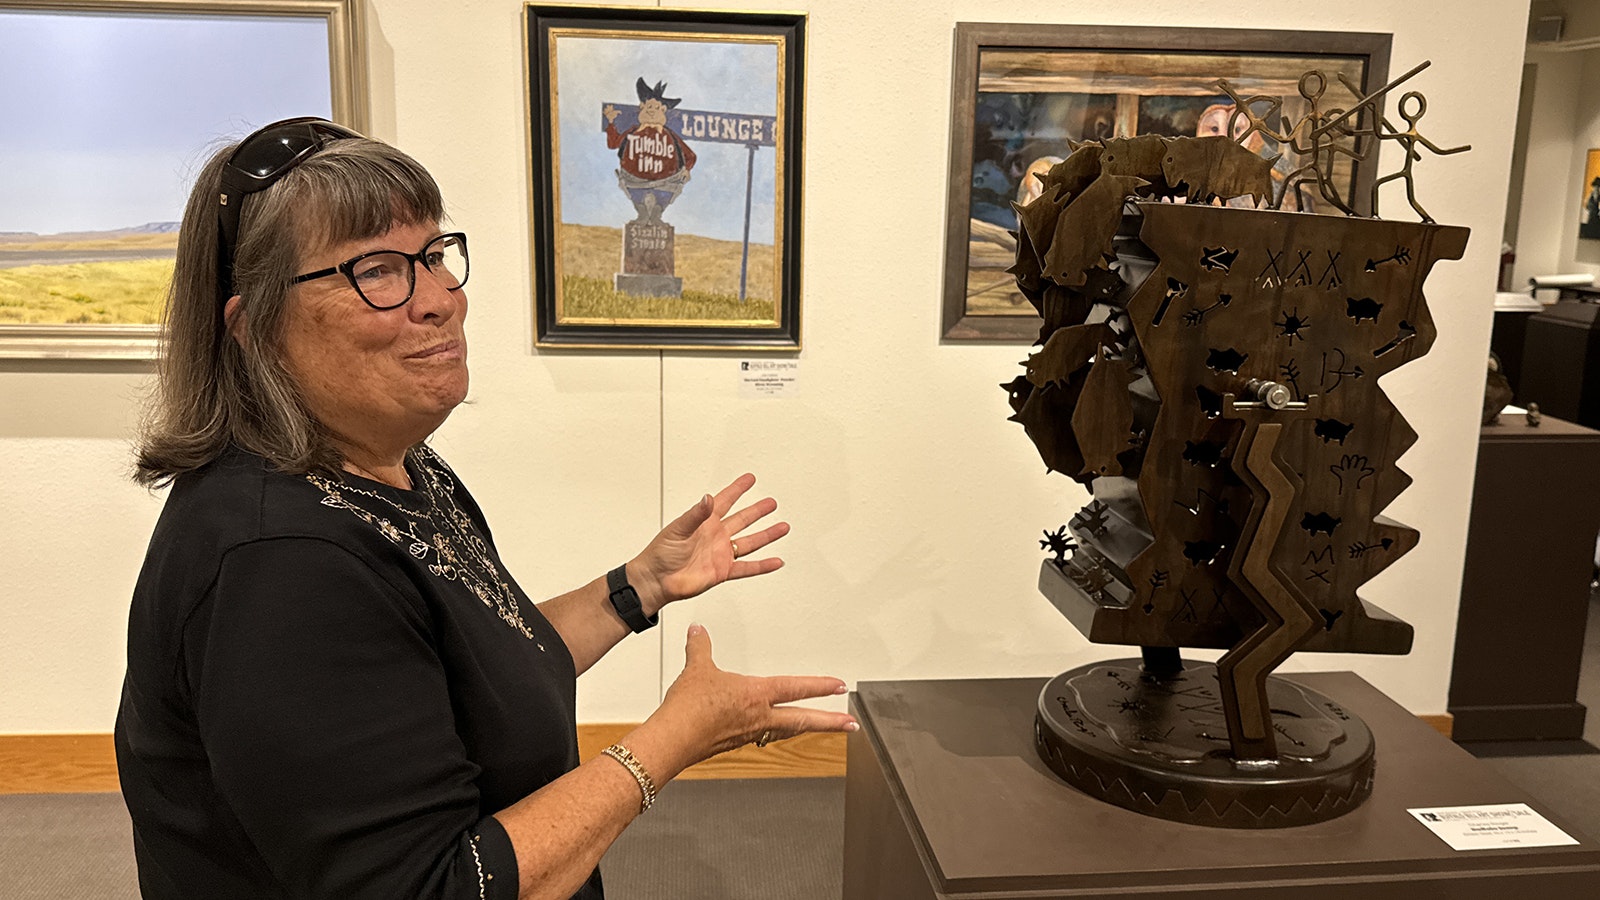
[280, 219, 469, 456]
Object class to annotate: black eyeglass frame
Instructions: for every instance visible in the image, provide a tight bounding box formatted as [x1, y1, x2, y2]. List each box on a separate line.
[289, 232, 471, 311]
[216, 116, 364, 303]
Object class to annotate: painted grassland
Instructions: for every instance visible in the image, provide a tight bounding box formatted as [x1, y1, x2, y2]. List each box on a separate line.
[0, 232, 178, 325]
[558, 223, 777, 324]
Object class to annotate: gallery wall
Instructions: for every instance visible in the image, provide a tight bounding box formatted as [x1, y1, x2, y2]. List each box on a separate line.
[0, 0, 1526, 734]
[1511, 3, 1600, 287]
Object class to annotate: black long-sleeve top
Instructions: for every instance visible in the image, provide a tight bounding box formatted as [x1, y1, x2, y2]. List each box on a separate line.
[115, 446, 602, 899]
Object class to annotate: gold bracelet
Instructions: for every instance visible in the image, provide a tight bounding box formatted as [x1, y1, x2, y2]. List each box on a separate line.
[600, 744, 657, 813]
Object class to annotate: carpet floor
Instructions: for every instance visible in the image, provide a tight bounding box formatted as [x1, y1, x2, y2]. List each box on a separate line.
[0, 779, 843, 900]
[3, 596, 1596, 898]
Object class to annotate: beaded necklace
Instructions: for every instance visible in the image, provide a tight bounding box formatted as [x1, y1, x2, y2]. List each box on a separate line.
[305, 446, 540, 645]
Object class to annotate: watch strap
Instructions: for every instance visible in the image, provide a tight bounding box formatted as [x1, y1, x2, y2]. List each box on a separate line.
[606, 565, 658, 633]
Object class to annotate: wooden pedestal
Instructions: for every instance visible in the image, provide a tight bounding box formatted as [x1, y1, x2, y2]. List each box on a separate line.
[1449, 413, 1600, 741]
[843, 676, 1600, 899]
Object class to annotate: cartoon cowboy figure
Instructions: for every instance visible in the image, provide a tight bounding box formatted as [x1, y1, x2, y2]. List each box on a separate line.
[603, 78, 697, 223]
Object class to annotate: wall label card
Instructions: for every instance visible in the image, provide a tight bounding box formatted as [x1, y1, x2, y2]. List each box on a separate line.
[738, 359, 799, 398]
[1408, 803, 1579, 851]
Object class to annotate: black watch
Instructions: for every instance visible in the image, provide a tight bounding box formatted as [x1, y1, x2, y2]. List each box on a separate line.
[606, 565, 659, 633]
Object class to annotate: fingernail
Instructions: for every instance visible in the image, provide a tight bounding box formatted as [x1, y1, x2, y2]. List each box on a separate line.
[844, 721, 860, 732]
[703, 493, 712, 506]
[689, 623, 704, 635]
[833, 683, 848, 694]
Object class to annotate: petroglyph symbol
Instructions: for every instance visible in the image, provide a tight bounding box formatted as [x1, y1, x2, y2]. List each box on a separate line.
[1173, 589, 1201, 624]
[1318, 251, 1344, 289]
[1183, 293, 1233, 326]
[1040, 525, 1077, 563]
[1364, 245, 1411, 272]
[1276, 308, 1310, 344]
[1330, 454, 1375, 494]
[1348, 538, 1395, 559]
[1314, 418, 1355, 444]
[1182, 440, 1226, 467]
[1073, 501, 1112, 537]
[1373, 320, 1419, 357]
[1346, 296, 1383, 324]
[1258, 248, 1286, 288]
[1287, 249, 1315, 286]
[1183, 540, 1225, 565]
[1301, 512, 1342, 537]
[1304, 545, 1335, 565]
[1153, 277, 1189, 326]
[1320, 349, 1365, 393]
[1279, 360, 1304, 400]
[1200, 246, 1239, 272]
[1175, 487, 1231, 516]
[1206, 347, 1249, 373]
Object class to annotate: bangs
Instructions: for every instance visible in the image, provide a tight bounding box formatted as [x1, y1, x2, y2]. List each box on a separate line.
[280, 141, 446, 252]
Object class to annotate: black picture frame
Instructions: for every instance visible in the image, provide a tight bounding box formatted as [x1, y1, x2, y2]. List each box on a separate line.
[941, 23, 1392, 342]
[525, 3, 805, 350]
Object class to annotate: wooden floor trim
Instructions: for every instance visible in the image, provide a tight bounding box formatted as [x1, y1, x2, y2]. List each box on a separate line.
[1420, 713, 1454, 738]
[0, 734, 119, 794]
[0, 715, 1450, 794]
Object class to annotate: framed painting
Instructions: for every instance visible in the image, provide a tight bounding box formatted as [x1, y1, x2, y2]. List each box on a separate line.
[525, 4, 804, 350]
[941, 24, 1392, 341]
[0, 0, 368, 360]
[1580, 149, 1600, 241]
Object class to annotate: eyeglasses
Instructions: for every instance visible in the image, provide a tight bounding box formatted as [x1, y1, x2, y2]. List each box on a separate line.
[290, 232, 470, 310]
[217, 116, 364, 302]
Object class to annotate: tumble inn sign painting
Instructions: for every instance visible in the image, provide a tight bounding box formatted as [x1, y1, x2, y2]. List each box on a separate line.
[526, 6, 805, 349]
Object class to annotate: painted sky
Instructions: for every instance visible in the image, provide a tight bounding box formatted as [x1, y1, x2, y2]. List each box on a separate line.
[0, 11, 332, 235]
[555, 33, 780, 244]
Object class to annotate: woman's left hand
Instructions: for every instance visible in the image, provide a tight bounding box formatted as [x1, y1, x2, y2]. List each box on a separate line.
[628, 474, 789, 614]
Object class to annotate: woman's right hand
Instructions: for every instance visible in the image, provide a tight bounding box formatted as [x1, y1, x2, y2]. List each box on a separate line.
[630, 625, 857, 780]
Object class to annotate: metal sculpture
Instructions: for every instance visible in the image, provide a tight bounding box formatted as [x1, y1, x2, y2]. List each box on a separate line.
[1004, 62, 1470, 827]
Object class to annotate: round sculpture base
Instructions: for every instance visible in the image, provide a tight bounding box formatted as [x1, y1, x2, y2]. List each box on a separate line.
[1035, 660, 1375, 828]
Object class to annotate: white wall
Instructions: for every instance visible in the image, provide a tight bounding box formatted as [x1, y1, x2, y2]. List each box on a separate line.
[0, 0, 1526, 733]
[1511, 1, 1600, 287]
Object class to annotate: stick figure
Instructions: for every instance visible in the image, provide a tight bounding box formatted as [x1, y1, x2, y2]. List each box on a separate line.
[1278, 72, 1367, 215]
[1365, 91, 1470, 222]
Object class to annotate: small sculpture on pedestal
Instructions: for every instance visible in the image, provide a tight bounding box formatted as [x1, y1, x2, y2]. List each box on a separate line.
[1003, 62, 1470, 827]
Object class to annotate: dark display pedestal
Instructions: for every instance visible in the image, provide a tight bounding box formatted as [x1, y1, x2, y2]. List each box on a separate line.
[1449, 413, 1600, 741]
[1520, 301, 1600, 428]
[843, 676, 1600, 900]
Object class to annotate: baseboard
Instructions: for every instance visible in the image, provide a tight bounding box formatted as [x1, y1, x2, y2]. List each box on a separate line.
[0, 713, 1450, 794]
[577, 725, 847, 780]
[0, 726, 847, 795]
[1420, 713, 1454, 738]
[0, 734, 119, 794]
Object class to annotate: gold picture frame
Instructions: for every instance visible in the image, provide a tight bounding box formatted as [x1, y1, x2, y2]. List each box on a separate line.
[0, 0, 368, 360]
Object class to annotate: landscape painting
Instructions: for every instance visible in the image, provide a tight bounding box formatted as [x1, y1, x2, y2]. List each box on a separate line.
[527, 7, 805, 349]
[0, 1, 362, 358]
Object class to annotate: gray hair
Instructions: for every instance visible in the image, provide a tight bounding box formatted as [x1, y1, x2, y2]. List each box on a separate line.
[134, 136, 445, 486]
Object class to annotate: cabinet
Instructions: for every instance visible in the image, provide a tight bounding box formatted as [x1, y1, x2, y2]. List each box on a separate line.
[1448, 412, 1600, 741]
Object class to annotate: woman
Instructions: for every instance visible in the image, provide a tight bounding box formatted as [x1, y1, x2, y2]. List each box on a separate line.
[115, 117, 856, 900]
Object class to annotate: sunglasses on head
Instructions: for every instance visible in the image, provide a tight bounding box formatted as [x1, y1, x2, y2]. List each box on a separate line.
[216, 116, 364, 303]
